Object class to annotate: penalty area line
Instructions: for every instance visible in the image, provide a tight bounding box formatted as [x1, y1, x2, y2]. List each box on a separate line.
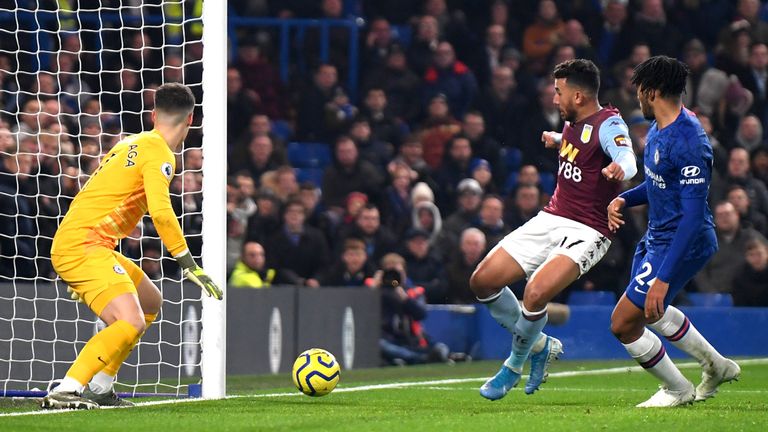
[2, 357, 766, 417]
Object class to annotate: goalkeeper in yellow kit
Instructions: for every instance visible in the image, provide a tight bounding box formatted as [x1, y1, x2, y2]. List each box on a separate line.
[42, 83, 223, 410]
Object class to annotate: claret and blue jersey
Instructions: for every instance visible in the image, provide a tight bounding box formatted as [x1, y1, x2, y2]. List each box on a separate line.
[621, 107, 718, 308]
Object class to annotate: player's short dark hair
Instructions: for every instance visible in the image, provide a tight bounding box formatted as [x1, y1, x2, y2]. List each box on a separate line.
[631, 55, 689, 99]
[552, 59, 601, 95]
[155, 82, 195, 119]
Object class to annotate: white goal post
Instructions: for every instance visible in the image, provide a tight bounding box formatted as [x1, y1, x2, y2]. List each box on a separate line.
[0, 1, 227, 399]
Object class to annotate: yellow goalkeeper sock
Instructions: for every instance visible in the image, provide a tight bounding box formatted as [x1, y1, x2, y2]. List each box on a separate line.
[101, 313, 158, 377]
[65, 320, 139, 387]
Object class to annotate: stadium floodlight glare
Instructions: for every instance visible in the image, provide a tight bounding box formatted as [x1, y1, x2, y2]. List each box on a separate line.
[0, 1, 226, 400]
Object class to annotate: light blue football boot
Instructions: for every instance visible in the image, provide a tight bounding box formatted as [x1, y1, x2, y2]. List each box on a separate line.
[524, 335, 563, 395]
[479, 365, 521, 401]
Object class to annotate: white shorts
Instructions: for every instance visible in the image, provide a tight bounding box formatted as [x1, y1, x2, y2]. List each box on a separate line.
[497, 211, 611, 278]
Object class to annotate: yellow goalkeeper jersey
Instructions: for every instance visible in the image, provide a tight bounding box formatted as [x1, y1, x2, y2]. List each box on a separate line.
[51, 130, 188, 257]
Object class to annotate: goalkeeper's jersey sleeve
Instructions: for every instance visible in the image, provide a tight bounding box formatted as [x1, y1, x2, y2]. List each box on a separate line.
[51, 130, 188, 257]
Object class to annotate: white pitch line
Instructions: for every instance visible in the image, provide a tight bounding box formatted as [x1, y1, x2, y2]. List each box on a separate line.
[2, 358, 767, 418]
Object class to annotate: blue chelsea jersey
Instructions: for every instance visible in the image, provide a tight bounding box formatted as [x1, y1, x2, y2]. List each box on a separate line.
[642, 108, 716, 257]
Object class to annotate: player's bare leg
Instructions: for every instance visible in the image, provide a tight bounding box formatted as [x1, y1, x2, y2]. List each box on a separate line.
[42, 291, 145, 410]
[611, 295, 695, 407]
[85, 275, 163, 407]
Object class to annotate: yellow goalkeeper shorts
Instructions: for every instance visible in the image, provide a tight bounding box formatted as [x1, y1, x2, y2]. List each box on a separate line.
[52, 248, 144, 316]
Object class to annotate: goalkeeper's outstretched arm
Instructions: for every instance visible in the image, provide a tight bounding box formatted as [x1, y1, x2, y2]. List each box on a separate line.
[143, 156, 223, 300]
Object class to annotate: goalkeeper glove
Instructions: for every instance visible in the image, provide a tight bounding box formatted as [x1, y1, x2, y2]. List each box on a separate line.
[67, 286, 84, 303]
[176, 251, 224, 300]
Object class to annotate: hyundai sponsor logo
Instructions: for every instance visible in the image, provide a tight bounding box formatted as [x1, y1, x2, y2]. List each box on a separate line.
[681, 165, 701, 177]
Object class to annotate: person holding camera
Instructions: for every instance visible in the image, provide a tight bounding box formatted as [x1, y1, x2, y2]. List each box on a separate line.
[373, 253, 450, 365]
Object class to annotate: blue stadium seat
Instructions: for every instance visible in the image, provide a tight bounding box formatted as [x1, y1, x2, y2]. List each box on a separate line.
[270, 120, 293, 141]
[391, 25, 412, 46]
[295, 167, 325, 187]
[501, 147, 522, 173]
[567, 290, 617, 306]
[287, 142, 332, 169]
[688, 293, 734, 307]
[539, 172, 556, 195]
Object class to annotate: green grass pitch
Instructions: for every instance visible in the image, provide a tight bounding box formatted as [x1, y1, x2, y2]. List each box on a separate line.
[1, 359, 767, 431]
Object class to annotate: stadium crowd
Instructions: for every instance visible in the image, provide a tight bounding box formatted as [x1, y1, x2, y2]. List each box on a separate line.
[0, 0, 767, 312]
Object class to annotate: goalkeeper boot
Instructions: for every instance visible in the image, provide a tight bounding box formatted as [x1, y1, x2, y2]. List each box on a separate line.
[525, 335, 563, 395]
[479, 365, 521, 401]
[41, 391, 99, 410]
[82, 385, 135, 407]
[636, 382, 695, 408]
[695, 357, 740, 402]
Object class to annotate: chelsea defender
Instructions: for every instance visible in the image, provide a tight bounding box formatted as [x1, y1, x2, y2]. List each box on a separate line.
[42, 83, 223, 410]
[608, 56, 740, 408]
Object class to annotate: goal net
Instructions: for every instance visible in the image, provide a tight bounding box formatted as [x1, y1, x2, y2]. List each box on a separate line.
[0, 1, 225, 398]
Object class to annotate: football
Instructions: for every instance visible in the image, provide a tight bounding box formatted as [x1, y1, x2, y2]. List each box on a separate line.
[292, 348, 341, 397]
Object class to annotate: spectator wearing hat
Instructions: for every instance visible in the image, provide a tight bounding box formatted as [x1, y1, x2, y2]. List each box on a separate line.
[229, 241, 277, 289]
[470, 158, 497, 195]
[402, 228, 448, 303]
[410, 181, 435, 208]
[319, 237, 375, 287]
[443, 178, 483, 238]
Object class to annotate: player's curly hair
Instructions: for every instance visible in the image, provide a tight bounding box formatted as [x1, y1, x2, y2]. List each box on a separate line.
[631, 55, 689, 99]
[552, 59, 600, 95]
